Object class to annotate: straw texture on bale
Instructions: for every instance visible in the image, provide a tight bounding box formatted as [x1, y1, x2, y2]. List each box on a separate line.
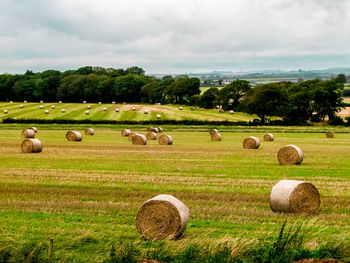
[40, 105, 43, 109]
[30, 127, 38, 133]
[326, 131, 334, 138]
[219, 109, 224, 113]
[211, 133, 222, 141]
[144, 109, 149, 114]
[132, 134, 147, 145]
[87, 105, 91, 109]
[51, 105, 55, 109]
[121, 129, 131, 137]
[66, 131, 82, 141]
[136, 194, 189, 240]
[21, 139, 42, 153]
[209, 129, 218, 135]
[85, 110, 90, 115]
[243, 136, 260, 149]
[103, 107, 107, 111]
[158, 134, 173, 145]
[85, 128, 94, 135]
[158, 127, 163, 133]
[22, 129, 35, 138]
[277, 145, 303, 165]
[3, 110, 8, 114]
[61, 109, 66, 113]
[179, 106, 183, 110]
[229, 110, 234, 114]
[20, 105, 24, 108]
[156, 114, 161, 119]
[115, 108, 119, 112]
[132, 106, 136, 111]
[45, 110, 49, 114]
[146, 132, 157, 140]
[264, 133, 274, 141]
[269, 180, 320, 214]
[128, 132, 137, 141]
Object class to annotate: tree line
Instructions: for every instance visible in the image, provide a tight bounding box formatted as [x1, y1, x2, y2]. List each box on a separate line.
[0, 66, 345, 125]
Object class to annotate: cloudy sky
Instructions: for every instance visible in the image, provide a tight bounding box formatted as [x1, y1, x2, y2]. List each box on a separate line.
[0, 0, 349, 74]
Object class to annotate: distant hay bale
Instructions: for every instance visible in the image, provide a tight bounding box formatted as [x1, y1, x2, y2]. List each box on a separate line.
[211, 133, 222, 141]
[66, 131, 82, 141]
[144, 109, 149, 114]
[61, 109, 66, 113]
[277, 145, 303, 165]
[40, 100, 43, 103]
[45, 110, 49, 114]
[85, 110, 90, 115]
[269, 180, 320, 214]
[136, 194, 189, 240]
[98, 102, 102, 104]
[326, 131, 334, 138]
[40, 105, 44, 109]
[146, 132, 157, 140]
[209, 129, 218, 135]
[3, 110, 8, 114]
[30, 127, 37, 133]
[59, 101, 62, 103]
[83, 101, 87, 104]
[132, 134, 147, 145]
[132, 106, 136, 111]
[191, 107, 195, 111]
[10, 101, 13, 103]
[21, 139, 42, 153]
[87, 105, 91, 109]
[112, 101, 116, 104]
[158, 127, 163, 133]
[85, 128, 94, 135]
[156, 114, 161, 119]
[128, 132, 137, 141]
[24, 100, 27, 103]
[21, 129, 35, 138]
[158, 134, 173, 145]
[148, 127, 159, 133]
[243, 136, 260, 149]
[229, 110, 234, 114]
[20, 104, 24, 108]
[219, 109, 224, 113]
[115, 108, 119, 112]
[179, 106, 183, 110]
[103, 107, 107, 111]
[51, 105, 55, 109]
[264, 133, 274, 141]
[216, 105, 220, 109]
[121, 129, 131, 137]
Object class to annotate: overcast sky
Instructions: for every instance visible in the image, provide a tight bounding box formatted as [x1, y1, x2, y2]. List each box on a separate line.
[0, 0, 349, 74]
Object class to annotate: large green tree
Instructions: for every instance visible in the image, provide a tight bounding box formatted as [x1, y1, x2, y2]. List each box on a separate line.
[198, 87, 220, 109]
[218, 80, 251, 110]
[166, 77, 200, 104]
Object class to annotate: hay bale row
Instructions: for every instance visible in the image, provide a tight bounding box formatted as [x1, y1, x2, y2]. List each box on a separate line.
[147, 127, 163, 133]
[21, 138, 42, 153]
[243, 136, 260, 149]
[66, 131, 82, 141]
[22, 129, 35, 138]
[85, 128, 94, 135]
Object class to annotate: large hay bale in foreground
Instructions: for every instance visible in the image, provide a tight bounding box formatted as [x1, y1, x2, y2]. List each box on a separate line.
[85, 128, 94, 135]
[211, 133, 221, 141]
[66, 131, 82, 141]
[158, 134, 173, 145]
[264, 133, 274, 141]
[136, 194, 189, 240]
[269, 180, 320, 214]
[277, 145, 303, 165]
[132, 134, 147, 145]
[146, 132, 157, 140]
[243, 136, 260, 149]
[121, 129, 131, 137]
[156, 114, 161, 119]
[30, 127, 38, 133]
[3, 110, 8, 114]
[209, 129, 218, 135]
[326, 131, 334, 138]
[21, 139, 42, 153]
[128, 132, 137, 141]
[21, 129, 35, 138]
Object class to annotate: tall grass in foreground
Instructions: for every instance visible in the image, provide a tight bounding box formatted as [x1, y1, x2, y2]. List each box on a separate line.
[0, 222, 348, 263]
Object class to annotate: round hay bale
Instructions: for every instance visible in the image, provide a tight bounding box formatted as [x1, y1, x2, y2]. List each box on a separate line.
[10, 101, 13, 103]
[40, 105, 44, 109]
[24, 100, 27, 103]
[146, 132, 157, 140]
[85, 110, 90, 115]
[87, 105, 91, 109]
[85, 128, 94, 135]
[211, 133, 221, 141]
[66, 131, 82, 141]
[243, 136, 260, 149]
[112, 101, 116, 104]
[83, 100, 87, 104]
[326, 131, 334, 138]
[103, 107, 107, 111]
[132, 106, 136, 111]
[59, 101, 62, 103]
[51, 105, 55, 109]
[179, 106, 183, 110]
[21, 138, 42, 153]
[209, 129, 218, 135]
[269, 180, 320, 214]
[277, 145, 303, 165]
[158, 127, 163, 133]
[149, 127, 159, 133]
[30, 127, 37, 133]
[121, 129, 131, 137]
[191, 107, 195, 111]
[21, 129, 35, 138]
[61, 109, 66, 113]
[128, 132, 137, 141]
[158, 134, 173, 145]
[264, 133, 274, 141]
[45, 110, 49, 114]
[219, 109, 224, 113]
[4, 110, 8, 114]
[40, 100, 43, 103]
[132, 134, 147, 145]
[156, 114, 161, 119]
[144, 109, 149, 114]
[98, 102, 102, 104]
[136, 194, 189, 240]
[115, 108, 119, 112]
[20, 104, 24, 108]
[229, 110, 234, 115]
[216, 105, 220, 109]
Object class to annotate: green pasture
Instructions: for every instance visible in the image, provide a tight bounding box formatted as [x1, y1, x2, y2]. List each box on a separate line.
[0, 125, 349, 262]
